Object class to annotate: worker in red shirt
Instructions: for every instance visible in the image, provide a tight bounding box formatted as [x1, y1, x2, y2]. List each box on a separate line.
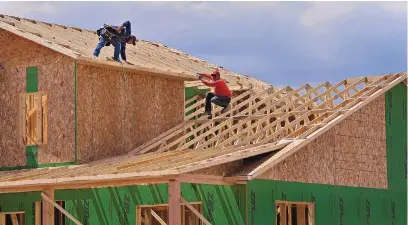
[197, 70, 232, 117]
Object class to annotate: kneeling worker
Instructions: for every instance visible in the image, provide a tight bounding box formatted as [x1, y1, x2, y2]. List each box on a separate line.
[93, 21, 137, 63]
[197, 70, 232, 118]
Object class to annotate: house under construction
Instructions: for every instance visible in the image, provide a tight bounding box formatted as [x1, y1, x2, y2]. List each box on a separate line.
[0, 15, 406, 225]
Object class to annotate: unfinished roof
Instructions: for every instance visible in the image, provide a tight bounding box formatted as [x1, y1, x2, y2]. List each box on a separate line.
[0, 72, 405, 193]
[0, 14, 269, 88]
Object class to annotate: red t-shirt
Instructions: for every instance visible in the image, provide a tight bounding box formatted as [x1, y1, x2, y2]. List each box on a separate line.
[200, 74, 232, 97]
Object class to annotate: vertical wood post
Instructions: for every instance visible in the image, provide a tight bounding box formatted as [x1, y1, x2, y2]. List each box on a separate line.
[168, 179, 181, 225]
[42, 189, 54, 225]
[0, 213, 5, 225]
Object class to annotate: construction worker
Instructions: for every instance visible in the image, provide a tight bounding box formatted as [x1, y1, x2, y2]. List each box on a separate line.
[93, 21, 137, 63]
[197, 70, 232, 117]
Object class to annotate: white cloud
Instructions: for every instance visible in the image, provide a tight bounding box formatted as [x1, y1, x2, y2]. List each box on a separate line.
[375, 1, 407, 13]
[300, 1, 406, 27]
[0, 2, 56, 17]
[300, 2, 358, 27]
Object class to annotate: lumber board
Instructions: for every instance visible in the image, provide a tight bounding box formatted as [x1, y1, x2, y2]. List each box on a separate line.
[150, 209, 167, 225]
[0, 214, 5, 225]
[41, 192, 83, 225]
[168, 180, 181, 225]
[181, 198, 211, 225]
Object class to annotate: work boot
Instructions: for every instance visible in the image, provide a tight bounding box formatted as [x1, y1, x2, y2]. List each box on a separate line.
[111, 57, 121, 63]
[200, 111, 212, 119]
[221, 105, 230, 114]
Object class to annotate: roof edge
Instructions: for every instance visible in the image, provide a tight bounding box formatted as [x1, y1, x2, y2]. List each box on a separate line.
[0, 21, 79, 58]
[76, 56, 196, 81]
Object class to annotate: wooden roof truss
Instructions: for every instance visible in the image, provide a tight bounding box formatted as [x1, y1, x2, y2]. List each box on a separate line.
[131, 73, 405, 156]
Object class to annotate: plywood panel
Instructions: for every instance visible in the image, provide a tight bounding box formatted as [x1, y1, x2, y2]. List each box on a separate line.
[191, 160, 243, 176]
[0, 30, 75, 167]
[259, 95, 387, 189]
[77, 64, 184, 163]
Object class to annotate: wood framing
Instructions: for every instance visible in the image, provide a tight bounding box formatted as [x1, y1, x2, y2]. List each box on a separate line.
[136, 202, 203, 225]
[275, 201, 315, 225]
[181, 198, 211, 225]
[41, 193, 83, 225]
[0, 212, 25, 225]
[168, 180, 181, 225]
[247, 72, 406, 179]
[17, 92, 48, 146]
[131, 72, 406, 157]
[41, 189, 54, 225]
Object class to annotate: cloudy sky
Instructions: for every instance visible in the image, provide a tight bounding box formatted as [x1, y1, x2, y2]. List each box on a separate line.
[0, 1, 406, 86]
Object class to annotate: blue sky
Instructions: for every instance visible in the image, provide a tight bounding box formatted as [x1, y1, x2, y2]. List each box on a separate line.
[0, 1, 406, 86]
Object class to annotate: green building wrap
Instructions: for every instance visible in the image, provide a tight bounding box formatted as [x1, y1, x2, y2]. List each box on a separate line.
[0, 85, 406, 225]
[0, 184, 246, 225]
[247, 84, 407, 225]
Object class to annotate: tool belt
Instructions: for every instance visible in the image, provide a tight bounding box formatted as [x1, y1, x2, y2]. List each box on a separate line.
[97, 24, 129, 44]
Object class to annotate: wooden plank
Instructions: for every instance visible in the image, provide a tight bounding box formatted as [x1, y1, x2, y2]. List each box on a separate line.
[0, 214, 5, 225]
[136, 207, 142, 225]
[308, 204, 315, 225]
[41, 192, 83, 225]
[10, 214, 19, 225]
[297, 205, 306, 225]
[35, 93, 43, 144]
[42, 189, 54, 225]
[17, 93, 26, 146]
[35, 202, 41, 225]
[288, 204, 292, 225]
[150, 209, 167, 225]
[181, 198, 211, 225]
[168, 180, 181, 225]
[42, 95, 48, 144]
[281, 204, 287, 225]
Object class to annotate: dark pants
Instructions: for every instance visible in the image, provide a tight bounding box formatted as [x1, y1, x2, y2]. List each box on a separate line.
[205, 92, 231, 112]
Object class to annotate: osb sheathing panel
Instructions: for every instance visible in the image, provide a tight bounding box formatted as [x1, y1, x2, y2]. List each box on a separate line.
[77, 65, 184, 162]
[0, 30, 75, 167]
[259, 95, 387, 189]
[191, 160, 243, 176]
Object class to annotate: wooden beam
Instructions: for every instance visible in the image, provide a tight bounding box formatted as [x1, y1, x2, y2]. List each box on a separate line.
[150, 209, 167, 225]
[0, 213, 5, 225]
[0, 175, 171, 194]
[181, 198, 211, 225]
[297, 204, 306, 225]
[35, 202, 41, 225]
[42, 189, 54, 225]
[179, 174, 234, 186]
[308, 204, 315, 225]
[41, 193, 83, 225]
[168, 180, 181, 225]
[10, 214, 19, 225]
[17, 93, 26, 146]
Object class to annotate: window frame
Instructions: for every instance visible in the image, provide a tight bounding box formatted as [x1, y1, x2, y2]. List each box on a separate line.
[34, 200, 66, 225]
[18, 92, 48, 146]
[0, 211, 25, 225]
[136, 202, 203, 225]
[275, 200, 315, 225]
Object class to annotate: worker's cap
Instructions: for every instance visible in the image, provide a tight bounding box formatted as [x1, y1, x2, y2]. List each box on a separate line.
[127, 35, 137, 45]
[211, 71, 220, 76]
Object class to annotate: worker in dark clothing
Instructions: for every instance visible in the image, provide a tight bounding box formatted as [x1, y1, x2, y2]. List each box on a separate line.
[197, 70, 232, 117]
[93, 21, 137, 63]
